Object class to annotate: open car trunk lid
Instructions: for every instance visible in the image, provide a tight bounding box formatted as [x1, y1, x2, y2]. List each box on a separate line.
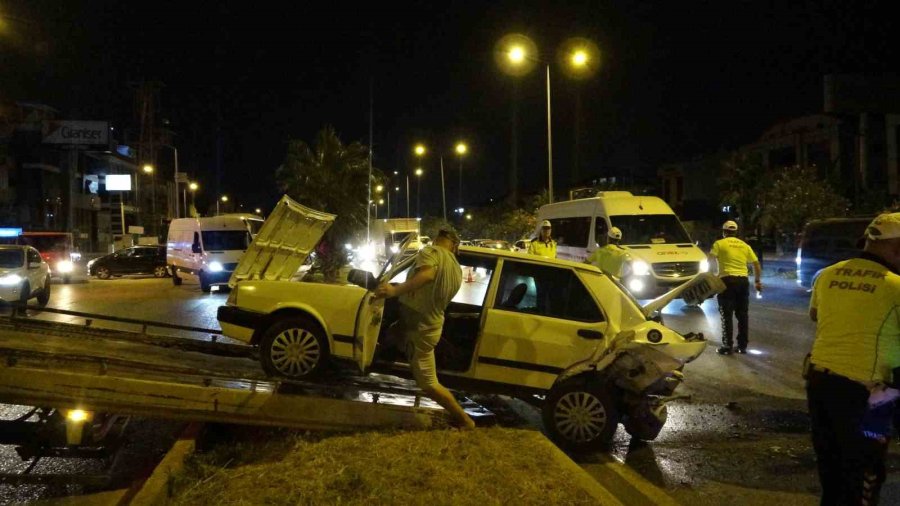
[228, 195, 335, 288]
[640, 272, 726, 317]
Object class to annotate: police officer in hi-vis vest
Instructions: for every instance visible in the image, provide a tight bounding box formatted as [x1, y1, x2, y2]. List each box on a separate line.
[528, 220, 557, 259]
[806, 212, 900, 505]
[709, 220, 762, 355]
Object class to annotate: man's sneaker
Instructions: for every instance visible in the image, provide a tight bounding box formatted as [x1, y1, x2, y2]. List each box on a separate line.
[735, 348, 748, 354]
[717, 346, 733, 355]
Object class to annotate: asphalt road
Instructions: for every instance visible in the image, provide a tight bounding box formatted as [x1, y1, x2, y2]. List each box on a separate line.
[1, 271, 898, 504]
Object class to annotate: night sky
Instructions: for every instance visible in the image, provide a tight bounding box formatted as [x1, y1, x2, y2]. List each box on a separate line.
[2, 0, 896, 214]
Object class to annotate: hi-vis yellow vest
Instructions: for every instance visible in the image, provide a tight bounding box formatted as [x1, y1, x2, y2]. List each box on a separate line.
[810, 256, 900, 384]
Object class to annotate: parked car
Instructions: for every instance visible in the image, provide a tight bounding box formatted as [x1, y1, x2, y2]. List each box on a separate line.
[0, 245, 51, 308]
[217, 195, 720, 451]
[474, 239, 514, 251]
[87, 246, 168, 279]
[796, 217, 873, 289]
[513, 239, 530, 252]
[459, 240, 474, 247]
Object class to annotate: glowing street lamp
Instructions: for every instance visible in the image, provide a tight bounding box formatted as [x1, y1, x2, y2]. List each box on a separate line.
[414, 168, 424, 217]
[216, 195, 228, 215]
[496, 34, 599, 204]
[142, 164, 154, 174]
[455, 142, 468, 211]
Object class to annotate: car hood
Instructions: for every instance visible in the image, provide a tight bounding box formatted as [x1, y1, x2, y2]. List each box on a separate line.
[640, 272, 726, 317]
[228, 195, 336, 288]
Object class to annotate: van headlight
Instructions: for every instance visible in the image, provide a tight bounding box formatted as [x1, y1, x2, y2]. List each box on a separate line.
[631, 260, 650, 276]
[56, 260, 74, 273]
[0, 274, 23, 286]
[699, 259, 709, 273]
[208, 261, 224, 272]
[628, 278, 645, 293]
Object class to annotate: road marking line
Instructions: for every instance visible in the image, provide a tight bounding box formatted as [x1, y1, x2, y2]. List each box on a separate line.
[584, 453, 681, 506]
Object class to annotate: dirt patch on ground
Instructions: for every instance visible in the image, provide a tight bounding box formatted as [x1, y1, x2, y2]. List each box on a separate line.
[171, 426, 596, 505]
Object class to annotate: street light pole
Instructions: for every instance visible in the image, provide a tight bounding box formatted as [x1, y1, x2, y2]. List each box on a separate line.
[440, 156, 447, 221]
[406, 175, 410, 217]
[546, 64, 554, 204]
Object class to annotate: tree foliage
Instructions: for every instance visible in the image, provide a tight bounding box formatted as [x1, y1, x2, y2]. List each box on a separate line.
[275, 126, 379, 280]
[457, 205, 536, 242]
[760, 165, 850, 236]
[718, 151, 768, 233]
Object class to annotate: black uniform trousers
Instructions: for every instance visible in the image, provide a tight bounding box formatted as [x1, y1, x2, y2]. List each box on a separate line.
[717, 275, 749, 349]
[806, 368, 888, 505]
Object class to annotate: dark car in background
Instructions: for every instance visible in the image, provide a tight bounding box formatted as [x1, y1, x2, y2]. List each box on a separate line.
[796, 217, 873, 289]
[87, 246, 168, 280]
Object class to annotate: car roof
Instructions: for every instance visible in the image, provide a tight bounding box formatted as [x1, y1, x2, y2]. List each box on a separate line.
[458, 245, 602, 273]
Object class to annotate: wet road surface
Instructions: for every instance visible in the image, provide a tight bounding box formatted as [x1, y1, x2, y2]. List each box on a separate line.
[2, 273, 899, 504]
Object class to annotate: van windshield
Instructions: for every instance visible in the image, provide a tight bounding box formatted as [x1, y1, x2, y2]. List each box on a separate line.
[202, 231, 251, 251]
[610, 215, 691, 245]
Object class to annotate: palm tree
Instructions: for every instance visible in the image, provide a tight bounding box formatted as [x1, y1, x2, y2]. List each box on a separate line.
[276, 126, 379, 280]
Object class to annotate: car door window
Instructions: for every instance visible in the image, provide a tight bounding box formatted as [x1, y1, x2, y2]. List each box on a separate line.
[27, 249, 41, 265]
[494, 261, 604, 322]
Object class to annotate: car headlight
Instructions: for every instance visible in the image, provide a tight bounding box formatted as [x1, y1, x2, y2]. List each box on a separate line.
[699, 259, 710, 273]
[628, 278, 645, 293]
[208, 261, 224, 272]
[0, 274, 23, 286]
[56, 260, 74, 273]
[631, 260, 651, 276]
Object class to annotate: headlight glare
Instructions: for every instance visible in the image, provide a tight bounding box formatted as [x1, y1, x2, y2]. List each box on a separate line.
[631, 260, 650, 276]
[0, 274, 23, 286]
[208, 261, 224, 272]
[56, 260, 74, 273]
[699, 259, 710, 273]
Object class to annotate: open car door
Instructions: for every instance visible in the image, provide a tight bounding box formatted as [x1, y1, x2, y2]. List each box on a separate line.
[352, 240, 420, 373]
[228, 195, 335, 288]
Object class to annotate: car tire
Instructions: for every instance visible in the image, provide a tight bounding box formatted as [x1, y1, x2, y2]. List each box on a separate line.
[199, 271, 211, 293]
[542, 377, 619, 453]
[171, 266, 183, 286]
[153, 265, 168, 278]
[96, 267, 111, 280]
[36, 276, 51, 307]
[17, 282, 30, 315]
[259, 316, 329, 379]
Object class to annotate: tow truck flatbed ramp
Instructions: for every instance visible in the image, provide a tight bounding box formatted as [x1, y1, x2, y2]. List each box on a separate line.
[0, 315, 442, 432]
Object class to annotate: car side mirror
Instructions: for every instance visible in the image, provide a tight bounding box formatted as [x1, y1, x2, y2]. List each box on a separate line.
[347, 268, 377, 290]
[28, 261, 42, 270]
[191, 243, 202, 254]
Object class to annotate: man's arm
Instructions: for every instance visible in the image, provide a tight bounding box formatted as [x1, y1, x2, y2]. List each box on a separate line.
[374, 266, 435, 299]
[752, 260, 762, 290]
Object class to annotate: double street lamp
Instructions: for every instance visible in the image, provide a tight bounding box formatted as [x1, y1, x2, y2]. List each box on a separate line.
[496, 34, 599, 204]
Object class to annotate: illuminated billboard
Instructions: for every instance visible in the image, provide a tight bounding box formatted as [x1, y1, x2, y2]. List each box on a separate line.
[105, 174, 132, 191]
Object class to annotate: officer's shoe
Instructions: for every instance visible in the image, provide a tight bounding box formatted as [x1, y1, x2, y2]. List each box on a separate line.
[735, 347, 748, 354]
[717, 346, 733, 355]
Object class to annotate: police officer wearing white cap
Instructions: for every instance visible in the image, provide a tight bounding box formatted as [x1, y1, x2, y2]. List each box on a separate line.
[587, 226, 631, 279]
[709, 220, 762, 355]
[805, 212, 900, 504]
[528, 220, 557, 258]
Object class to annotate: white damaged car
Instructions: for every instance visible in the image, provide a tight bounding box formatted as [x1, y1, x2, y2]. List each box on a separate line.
[217, 195, 723, 451]
[0, 245, 52, 310]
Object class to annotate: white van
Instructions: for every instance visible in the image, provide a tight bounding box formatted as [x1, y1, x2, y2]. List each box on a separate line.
[167, 216, 252, 292]
[536, 191, 709, 298]
[220, 213, 265, 239]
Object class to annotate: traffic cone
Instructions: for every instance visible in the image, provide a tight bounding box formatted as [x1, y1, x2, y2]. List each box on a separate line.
[465, 267, 475, 283]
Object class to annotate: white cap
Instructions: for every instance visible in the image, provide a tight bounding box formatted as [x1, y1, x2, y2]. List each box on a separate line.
[865, 213, 900, 240]
[722, 220, 738, 231]
[541, 220, 552, 228]
[608, 227, 622, 240]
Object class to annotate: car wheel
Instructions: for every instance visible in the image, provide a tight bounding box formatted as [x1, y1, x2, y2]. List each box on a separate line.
[171, 266, 183, 286]
[96, 267, 111, 280]
[542, 378, 619, 452]
[199, 271, 211, 293]
[259, 316, 329, 378]
[153, 265, 168, 278]
[17, 282, 30, 315]
[36, 276, 51, 307]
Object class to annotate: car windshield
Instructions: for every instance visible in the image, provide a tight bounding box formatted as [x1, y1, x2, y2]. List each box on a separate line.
[0, 249, 24, 268]
[391, 231, 415, 244]
[202, 231, 251, 251]
[609, 215, 691, 245]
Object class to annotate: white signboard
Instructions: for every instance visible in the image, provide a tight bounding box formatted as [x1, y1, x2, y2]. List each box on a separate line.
[127, 226, 145, 234]
[105, 174, 132, 191]
[43, 121, 109, 145]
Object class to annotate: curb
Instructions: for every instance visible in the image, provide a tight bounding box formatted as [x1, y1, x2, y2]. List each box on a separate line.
[578, 453, 681, 506]
[128, 422, 203, 506]
[535, 435, 626, 505]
